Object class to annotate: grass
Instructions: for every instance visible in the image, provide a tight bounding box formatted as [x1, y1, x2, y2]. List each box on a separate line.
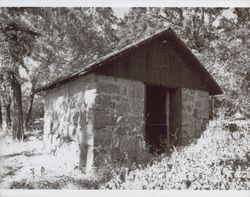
[0, 117, 249, 189]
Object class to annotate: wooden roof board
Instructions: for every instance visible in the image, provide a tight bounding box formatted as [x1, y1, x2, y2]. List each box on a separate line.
[34, 27, 223, 95]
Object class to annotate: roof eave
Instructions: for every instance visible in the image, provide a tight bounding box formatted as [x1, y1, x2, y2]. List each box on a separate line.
[35, 27, 223, 96]
[35, 28, 173, 93]
[166, 28, 223, 96]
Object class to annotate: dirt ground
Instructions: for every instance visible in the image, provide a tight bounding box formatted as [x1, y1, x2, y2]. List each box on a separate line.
[0, 129, 102, 189]
[0, 119, 249, 189]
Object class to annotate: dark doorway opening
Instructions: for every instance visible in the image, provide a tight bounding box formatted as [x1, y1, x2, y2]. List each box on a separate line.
[145, 84, 169, 154]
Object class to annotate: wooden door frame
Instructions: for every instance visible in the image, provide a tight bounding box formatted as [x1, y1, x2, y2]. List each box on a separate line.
[143, 83, 182, 152]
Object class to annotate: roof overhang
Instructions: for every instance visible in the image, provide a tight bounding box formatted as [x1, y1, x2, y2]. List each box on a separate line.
[34, 27, 223, 95]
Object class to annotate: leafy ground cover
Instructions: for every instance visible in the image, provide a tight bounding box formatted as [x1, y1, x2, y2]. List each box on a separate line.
[0, 118, 249, 189]
[103, 118, 250, 189]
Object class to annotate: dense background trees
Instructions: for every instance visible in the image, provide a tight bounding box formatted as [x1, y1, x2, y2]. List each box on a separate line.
[117, 7, 250, 118]
[0, 7, 119, 139]
[0, 8, 40, 139]
[0, 7, 249, 140]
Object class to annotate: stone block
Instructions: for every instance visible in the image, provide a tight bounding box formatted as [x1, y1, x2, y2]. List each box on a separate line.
[181, 129, 189, 139]
[85, 83, 96, 91]
[182, 125, 195, 138]
[195, 100, 202, 108]
[130, 101, 144, 115]
[182, 114, 193, 125]
[78, 111, 87, 126]
[179, 138, 191, 146]
[79, 143, 94, 170]
[93, 148, 111, 166]
[118, 134, 139, 158]
[194, 130, 202, 138]
[182, 88, 210, 143]
[198, 108, 209, 119]
[79, 144, 88, 167]
[201, 98, 209, 108]
[133, 87, 144, 99]
[201, 118, 208, 131]
[194, 119, 202, 132]
[193, 108, 198, 118]
[121, 86, 128, 96]
[189, 138, 198, 144]
[93, 110, 116, 129]
[112, 95, 122, 102]
[94, 130, 112, 147]
[95, 95, 114, 109]
[111, 147, 123, 161]
[182, 92, 188, 101]
[186, 104, 192, 113]
[197, 90, 209, 98]
[98, 83, 120, 94]
[116, 103, 131, 115]
[116, 126, 130, 135]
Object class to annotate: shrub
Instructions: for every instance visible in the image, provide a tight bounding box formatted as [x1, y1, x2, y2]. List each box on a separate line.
[101, 118, 250, 189]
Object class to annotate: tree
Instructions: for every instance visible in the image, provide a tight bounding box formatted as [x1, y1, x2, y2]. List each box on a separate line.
[0, 8, 40, 140]
[192, 8, 250, 117]
[117, 8, 164, 48]
[0, 8, 119, 129]
[0, 81, 12, 130]
[118, 8, 226, 52]
[118, 8, 249, 117]
[0, 99, 2, 129]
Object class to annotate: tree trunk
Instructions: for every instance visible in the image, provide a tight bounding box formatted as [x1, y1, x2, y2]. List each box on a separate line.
[25, 79, 37, 130]
[0, 100, 2, 129]
[5, 103, 11, 128]
[25, 92, 34, 129]
[9, 72, 24, 140]
[0, 93, 12, 130]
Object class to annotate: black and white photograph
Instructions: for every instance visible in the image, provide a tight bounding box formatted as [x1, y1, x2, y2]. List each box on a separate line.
[0, 0, 249, 195]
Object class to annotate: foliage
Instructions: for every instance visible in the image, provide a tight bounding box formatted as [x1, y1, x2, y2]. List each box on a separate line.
[1, 7, 249, 130]
[0, 7, 119, 132]
[117, 8, 225, 50]
[28, 7, 118, 80]
[118, 8, 250, 117]
[0, 7, 249, 189]
[0, 8, 41, 139]
[102, 119, 250, 189]
[197, 10, 250, 117]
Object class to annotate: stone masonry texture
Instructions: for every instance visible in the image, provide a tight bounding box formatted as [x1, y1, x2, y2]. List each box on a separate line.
[181, 88, 209, 145]
[43, 74, 97, 168]
[93, 75, 146, 166]
[43, 74, 147, 169]
[43, 72, 210, 169]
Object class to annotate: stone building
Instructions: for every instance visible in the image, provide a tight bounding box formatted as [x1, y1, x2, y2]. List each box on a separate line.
[35, 28, 222, 170]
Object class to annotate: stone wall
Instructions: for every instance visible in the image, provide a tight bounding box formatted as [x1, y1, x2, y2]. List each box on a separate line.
[93, 75, 147, 166]
[43, 74, 147, 170]
[181, 88, 209, 145]
[43, 73, 209, 169]
[43, 74, 97, 170]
